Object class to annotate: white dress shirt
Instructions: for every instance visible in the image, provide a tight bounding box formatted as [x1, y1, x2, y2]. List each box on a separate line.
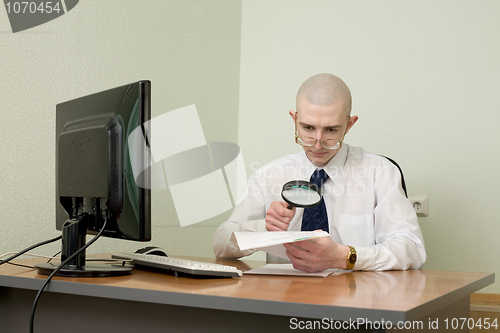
[212, 144, 426, 271]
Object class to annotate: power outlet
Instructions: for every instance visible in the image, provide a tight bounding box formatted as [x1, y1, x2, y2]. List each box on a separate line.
[409, 197, 428, 217]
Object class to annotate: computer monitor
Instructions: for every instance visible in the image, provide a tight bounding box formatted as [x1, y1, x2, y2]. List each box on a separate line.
[35, 80, 152, 277]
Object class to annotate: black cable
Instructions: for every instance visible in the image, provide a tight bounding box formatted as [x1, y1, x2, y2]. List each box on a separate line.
[6, 262, 35, 269]
[29, 217, 109, 333]
[0, 235, 62, 266]
[47, 251, 61, 264]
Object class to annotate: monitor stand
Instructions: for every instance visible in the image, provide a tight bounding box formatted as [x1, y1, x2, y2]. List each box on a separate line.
[35, 215, 131, 277]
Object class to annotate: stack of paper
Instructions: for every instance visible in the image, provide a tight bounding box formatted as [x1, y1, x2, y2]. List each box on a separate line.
[243, 263, 343, 277]
[231, 230, 330, 260]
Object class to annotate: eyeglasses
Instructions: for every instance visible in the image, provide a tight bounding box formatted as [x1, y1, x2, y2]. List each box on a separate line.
[294, 123, 343, 150]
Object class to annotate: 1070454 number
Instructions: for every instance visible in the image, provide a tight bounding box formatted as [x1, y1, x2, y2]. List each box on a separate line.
[444, 318, 498, 330]
[5, 2, 62, 14]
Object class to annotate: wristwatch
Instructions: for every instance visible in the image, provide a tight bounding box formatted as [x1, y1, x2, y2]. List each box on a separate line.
[345, 245, 357, 270]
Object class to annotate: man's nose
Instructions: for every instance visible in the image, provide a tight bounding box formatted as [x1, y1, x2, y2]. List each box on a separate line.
[314, 133, 323, 149]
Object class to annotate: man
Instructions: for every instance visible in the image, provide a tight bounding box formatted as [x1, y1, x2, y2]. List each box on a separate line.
[213, 73, 426, 272]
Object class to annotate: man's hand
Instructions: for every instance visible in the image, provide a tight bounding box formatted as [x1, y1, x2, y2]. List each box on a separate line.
[283, 234, 350, 272]
[265, 201, 296, 231]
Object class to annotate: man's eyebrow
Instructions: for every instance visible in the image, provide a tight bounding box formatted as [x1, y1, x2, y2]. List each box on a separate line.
[299, 121, 343, 129]
[325, 125, 343, 129]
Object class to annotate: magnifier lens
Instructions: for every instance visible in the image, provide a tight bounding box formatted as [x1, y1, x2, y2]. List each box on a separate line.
[281, 180, 321, 208]
[283, 186, 319, 205]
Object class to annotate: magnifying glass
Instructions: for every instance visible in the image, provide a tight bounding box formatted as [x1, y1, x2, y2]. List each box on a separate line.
[281, 180, 322, 209]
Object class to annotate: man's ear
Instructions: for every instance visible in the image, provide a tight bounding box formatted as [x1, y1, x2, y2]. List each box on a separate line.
[345, 115, 358, 134]
[289, 110, 296, 121]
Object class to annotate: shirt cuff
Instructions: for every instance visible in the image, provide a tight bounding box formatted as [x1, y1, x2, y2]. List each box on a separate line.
[352, 246, 374, 271]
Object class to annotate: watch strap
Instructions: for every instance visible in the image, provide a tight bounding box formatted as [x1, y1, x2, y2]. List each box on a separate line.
[345, 245, 357, 270]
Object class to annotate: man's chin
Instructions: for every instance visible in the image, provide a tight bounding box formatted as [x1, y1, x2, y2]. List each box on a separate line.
[307, 152, 332, 167]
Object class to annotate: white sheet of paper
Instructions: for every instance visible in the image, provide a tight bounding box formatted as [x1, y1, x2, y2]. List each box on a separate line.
[231, 230, 330, 255]
[243, 263, 344, 277]
[259, 244, 288, 259]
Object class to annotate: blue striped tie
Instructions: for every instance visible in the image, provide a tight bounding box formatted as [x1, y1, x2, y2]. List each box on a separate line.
[301, 169, 329, 232]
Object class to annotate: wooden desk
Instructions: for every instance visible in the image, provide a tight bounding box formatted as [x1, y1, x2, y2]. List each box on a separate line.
[0, 256, 494, 333]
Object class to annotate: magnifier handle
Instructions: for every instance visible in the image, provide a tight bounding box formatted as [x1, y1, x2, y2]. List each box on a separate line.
[287, 204, 293, 210]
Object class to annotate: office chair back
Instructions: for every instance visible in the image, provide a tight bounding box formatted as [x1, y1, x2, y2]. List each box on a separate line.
[381, 156, 407, 198]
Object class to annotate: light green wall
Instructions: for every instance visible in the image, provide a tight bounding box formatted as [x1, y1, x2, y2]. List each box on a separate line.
[0, 1, 241, 258]
[2, 0, 499, 294]
[239, 0, 500, 292]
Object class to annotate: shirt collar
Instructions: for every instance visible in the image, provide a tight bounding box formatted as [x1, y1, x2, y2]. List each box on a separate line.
[323, 143, 348, 185]
[302, 143, 348, 185]
[301, 143, 349, 184]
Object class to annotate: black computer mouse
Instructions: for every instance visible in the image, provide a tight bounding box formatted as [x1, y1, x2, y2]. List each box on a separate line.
[135, 246, 168, 257]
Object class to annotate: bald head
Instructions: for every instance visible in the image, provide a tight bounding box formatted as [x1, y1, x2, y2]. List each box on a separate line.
[296, 73, 352, 116]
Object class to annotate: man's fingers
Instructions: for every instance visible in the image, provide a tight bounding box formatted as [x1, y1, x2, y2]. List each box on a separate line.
[285, 248, 317, 273]
[284, 243, 309, 259]
[275, 202, 296, 218]
[265, 201, 296, 231]
[265, 215, 289, 231]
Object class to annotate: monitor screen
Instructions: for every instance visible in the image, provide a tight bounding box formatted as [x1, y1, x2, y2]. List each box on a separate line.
[36, 80, 151, 277]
